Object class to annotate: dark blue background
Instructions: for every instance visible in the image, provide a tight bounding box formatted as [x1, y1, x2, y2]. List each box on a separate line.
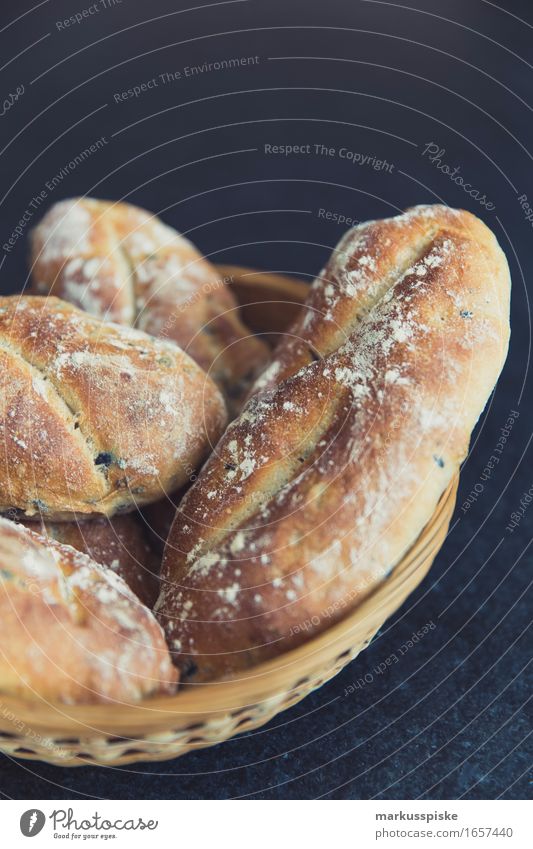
[0, 0, 531, 799]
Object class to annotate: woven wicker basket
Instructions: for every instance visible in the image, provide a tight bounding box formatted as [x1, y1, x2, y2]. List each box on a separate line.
[0, 267, 458, 767]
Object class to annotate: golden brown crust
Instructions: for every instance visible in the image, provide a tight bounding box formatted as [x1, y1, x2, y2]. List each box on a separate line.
[251, 206, 453, 393]
[157, 205, 511, 682]
[30, 198, 270, 413]
[0, 296, 227, 520]
[0, 517, 177, 703]
[20, 514, 160, 607]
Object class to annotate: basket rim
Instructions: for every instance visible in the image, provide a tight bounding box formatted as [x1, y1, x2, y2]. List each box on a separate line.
[220, 264, 311, 296]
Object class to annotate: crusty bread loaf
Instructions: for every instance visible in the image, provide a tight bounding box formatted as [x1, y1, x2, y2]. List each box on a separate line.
[30, 198, 270, 413]
[157, 205, 511, 682]
[0, 517, 177, 703]
[20, 514, 160, 607]
[0, 296, 226, 520]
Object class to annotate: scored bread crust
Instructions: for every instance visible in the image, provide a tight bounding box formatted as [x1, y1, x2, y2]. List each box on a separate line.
[252, 205, 474, 393]
[20, 514, 160, 607]
[30, 197, 270, 412]
[157, 205, 511, 682]
[0, 517, 177, 703]
[0, 296, 227, 520]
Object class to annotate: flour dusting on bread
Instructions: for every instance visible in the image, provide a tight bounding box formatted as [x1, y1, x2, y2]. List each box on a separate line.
[157, 205, 511, 682]
[0, 296, 227, 520]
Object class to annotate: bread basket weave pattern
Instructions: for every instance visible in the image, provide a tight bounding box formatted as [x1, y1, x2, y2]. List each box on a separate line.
[0, 268, 459, 766]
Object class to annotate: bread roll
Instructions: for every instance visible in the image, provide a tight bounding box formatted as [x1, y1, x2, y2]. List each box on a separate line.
[157, 205, 511, 682]
[0, 517, 177, 703]
[0, 296, 226, 520]
[30, 198, 270, 413]
[20, 514, 159, 607]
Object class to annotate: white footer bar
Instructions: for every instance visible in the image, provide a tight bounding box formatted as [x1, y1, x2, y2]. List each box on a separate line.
[2, 799, 531, 848]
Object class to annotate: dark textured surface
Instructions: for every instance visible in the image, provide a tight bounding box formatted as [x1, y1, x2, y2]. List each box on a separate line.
[0, 0, 531, 799]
